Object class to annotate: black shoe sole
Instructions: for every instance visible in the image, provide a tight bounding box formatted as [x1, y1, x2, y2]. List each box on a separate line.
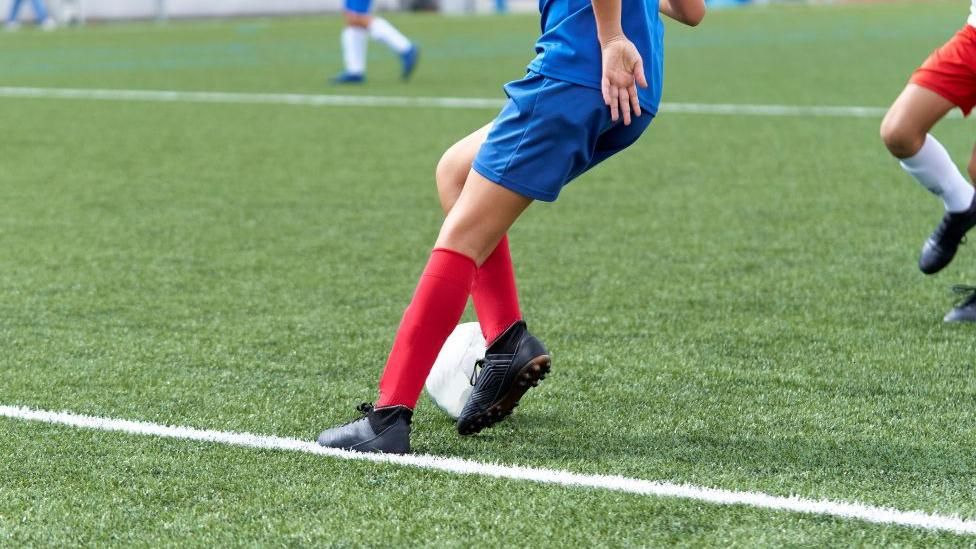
[457, 355, 551, 436]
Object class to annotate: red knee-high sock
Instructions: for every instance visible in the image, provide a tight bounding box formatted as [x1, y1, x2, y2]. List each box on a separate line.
[377, 248, 477, 409]
[472, 235, 522, 345]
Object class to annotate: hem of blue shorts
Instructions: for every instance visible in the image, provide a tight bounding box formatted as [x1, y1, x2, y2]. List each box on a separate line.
[471, 160, 560, 203]
[344, 7, 370, 14]
[525, 64, 660, 115]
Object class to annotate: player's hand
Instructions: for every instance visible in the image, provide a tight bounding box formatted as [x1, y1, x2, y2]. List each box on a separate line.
[600, 35, 648, 126]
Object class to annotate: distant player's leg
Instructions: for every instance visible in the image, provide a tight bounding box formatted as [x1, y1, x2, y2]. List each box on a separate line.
[317, 172, 532, 453]
[368, 17, 419, 80]
[5, 0, 25, 30]
[881, 84, 976, 274]
[29, 0, 53, 29]
[332, 10, 370, 83]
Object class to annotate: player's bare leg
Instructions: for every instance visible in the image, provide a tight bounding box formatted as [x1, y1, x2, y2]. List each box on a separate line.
[437, 122, 528, 337]
[433, 171, 550, 435]
[317, 172, 538, 452]
[880, 84, 953, 158]
[434, 170, 531, 264]
[881, 84, 976, 274]
[434, 125, 548, 434]
[435, 123, 492, 214]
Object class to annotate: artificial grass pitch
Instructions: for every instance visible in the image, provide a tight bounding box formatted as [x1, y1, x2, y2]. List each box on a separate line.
[1, 1, 975, 545]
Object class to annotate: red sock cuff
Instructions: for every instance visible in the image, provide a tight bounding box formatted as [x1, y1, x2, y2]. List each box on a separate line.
[431, 247, 477, 268]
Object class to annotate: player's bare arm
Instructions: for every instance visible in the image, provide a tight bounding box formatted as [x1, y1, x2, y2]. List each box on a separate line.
[659, 0, 705, 27]
[592, 0, 646, 126]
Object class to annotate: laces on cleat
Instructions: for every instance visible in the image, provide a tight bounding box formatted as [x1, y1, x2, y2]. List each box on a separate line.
[951, 285, 976, 307]
[334, 402, 373, 427]
[470, 358, 486, 386]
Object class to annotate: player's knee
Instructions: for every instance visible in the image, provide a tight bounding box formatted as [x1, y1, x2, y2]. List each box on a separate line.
[880, 116, 924, 159]
[435, 208, 503, 263]
[435, 149, 467, 199]
[435, 225, 491, 264]
[344, 12, 369, 27]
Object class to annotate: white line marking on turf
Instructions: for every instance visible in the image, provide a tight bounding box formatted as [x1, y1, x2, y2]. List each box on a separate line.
[0, 86, 948, 118]
[0, 86, 507, 110]
[1, 404, 974, 535]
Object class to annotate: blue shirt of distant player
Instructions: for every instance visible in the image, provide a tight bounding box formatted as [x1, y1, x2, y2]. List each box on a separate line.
[527, 0, 664, 114]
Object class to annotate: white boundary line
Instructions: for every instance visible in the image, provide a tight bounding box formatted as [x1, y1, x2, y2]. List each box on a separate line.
[0, 86, 930, 118]
[1, 404, 974, 535]
[0, 87, 508, 110]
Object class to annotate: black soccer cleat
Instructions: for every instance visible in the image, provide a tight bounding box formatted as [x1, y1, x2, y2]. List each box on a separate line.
[317, 403, 412, 454]
[919, 195, 976, 275]
[944, 285, 976, 323]
[457, 320, 550, 436]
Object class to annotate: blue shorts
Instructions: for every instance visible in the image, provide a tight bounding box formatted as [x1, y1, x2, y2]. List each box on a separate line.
[472, 72, 654, 202]
[345, 0, 372, 14]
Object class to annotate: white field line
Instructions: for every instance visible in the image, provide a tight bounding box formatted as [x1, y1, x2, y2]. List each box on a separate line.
[0, 85, 946, 118]
[0, 86, 507, 110]
[1, 404, 974, 535]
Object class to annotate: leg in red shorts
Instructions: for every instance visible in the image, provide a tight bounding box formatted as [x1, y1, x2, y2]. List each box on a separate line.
[911, 25, 976, 117]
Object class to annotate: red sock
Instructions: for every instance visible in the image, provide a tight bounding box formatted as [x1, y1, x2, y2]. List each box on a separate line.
[377, 248, 477, 409]
[472, 235, 522, 345]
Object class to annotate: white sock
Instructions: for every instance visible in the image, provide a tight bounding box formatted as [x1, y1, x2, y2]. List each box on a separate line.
[369, 17, 411, 55]
[900, 134, 975, 212]
[342, 26, 368, 75]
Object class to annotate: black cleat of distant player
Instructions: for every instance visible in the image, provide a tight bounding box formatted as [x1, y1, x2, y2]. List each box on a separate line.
[317, 403, 412, 454]
[944, 285, 976, 323]
[919, 195, 976, 275]
[457, 321, 550, 436]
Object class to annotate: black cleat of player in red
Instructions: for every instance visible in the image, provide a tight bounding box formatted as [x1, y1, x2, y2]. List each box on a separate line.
[457, 321, 550, 436]
[919, 195, 976, 275]
[317, 403, 412, 454]
[944, 285, 976, 323]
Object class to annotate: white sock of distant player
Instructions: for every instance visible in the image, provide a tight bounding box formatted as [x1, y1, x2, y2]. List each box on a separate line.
[369, 17, 412, 54]
[342, 26, 368, 75]
[900, 134, 975, 212]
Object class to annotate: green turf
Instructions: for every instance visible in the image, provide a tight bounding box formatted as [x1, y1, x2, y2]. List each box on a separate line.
[2, 1, 976, 546]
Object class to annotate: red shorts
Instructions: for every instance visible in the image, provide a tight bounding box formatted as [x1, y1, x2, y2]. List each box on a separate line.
[911, 25, 976, 116]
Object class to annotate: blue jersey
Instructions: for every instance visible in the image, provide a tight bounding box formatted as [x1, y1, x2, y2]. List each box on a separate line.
[527, 0, 664, 113]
